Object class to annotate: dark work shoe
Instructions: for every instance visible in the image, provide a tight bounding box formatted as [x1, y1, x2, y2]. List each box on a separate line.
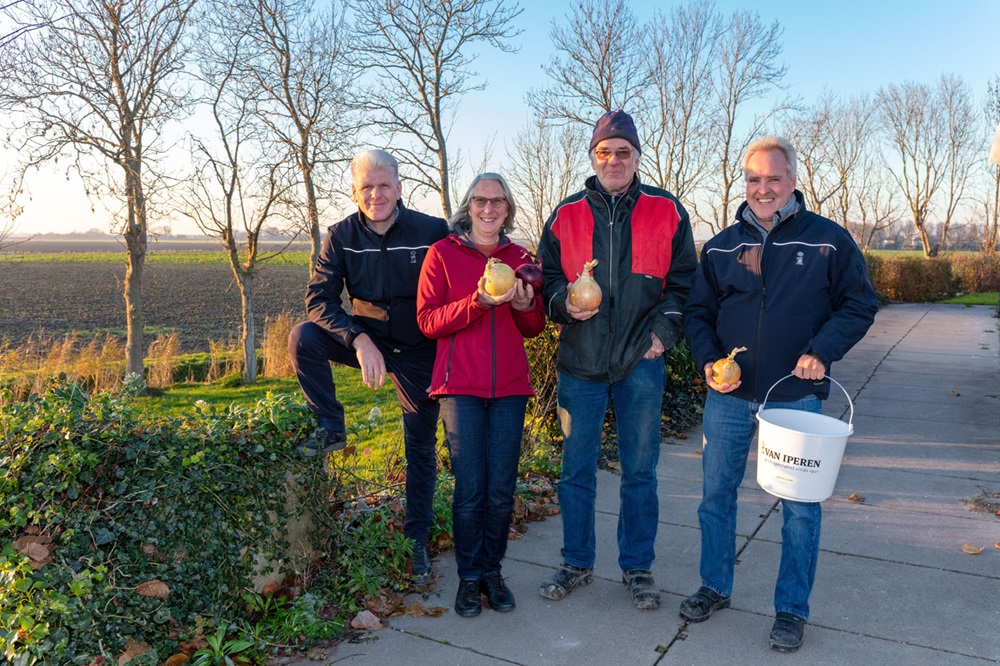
[538, 563, 594, 601]
[769, 612, 805, 652]
[622, 569, 660, 610]
[679, 586, 731, 622]
[455, 578, 482, 617]
[411, 542, 432, 585]
[295, 427, 346, 457]
[481, 572, 515, 612]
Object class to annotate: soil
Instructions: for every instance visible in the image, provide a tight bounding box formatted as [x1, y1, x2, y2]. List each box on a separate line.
[0, 262, 308, 353]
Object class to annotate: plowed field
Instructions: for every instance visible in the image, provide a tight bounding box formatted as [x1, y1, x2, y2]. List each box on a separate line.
[0, 262, 307, 353]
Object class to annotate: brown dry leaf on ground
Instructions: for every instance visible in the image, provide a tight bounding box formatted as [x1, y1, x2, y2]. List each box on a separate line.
[86, 657, 107, 666]
[606, 461, 622, 473]
[995, 543, 1000, 550]
[117, 639, 153, 665]
[163, 655, 190, 666]
[693, 450, 703, 457]
[845, 492, 866, 503]
[407, 600, 447, 617]
[136, 579, 170, 598]
[350, 610, 383, 631]
[365, 591, 403, 617]
[960, 543, 985, 555]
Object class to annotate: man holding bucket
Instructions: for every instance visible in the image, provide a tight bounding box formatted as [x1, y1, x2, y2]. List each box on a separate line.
[681, 136, 877, 652]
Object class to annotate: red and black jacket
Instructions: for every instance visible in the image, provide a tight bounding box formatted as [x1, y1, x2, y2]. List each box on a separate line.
[417, 234, 545, 398]
[537, 175, 697, 382]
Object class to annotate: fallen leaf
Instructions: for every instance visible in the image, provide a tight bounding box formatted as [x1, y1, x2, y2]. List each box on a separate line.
[163, 655, 189, 666]
[350, 610, 382, 631]
[117, 639, 153, 666]
[606, 461, 622, 472]
[406, 600, 446, 617]
[86, 657, 108, 666]
[995, 543, 1000, 550]
[845, 492, 866, 503]
[948, 390, 961, 396]
[365, 592, 403, 617]
[136, 580, 170, 598]
[693, 450, 703, 457]
[675, 432, 688, 440]
[960, 543, 984, 555]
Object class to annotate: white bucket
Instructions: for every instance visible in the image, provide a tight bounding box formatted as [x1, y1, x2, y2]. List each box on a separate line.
[755, 375, 854, 502]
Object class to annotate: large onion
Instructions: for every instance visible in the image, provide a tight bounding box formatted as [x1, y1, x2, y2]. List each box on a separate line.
[568, 259, 602, 310]
[711, 346, 747, 384]
[515, 262, 544, 293]
[483, 257, 516, 296]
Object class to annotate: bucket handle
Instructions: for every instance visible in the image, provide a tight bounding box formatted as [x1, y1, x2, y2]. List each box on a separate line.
[759, 374, 854, 431]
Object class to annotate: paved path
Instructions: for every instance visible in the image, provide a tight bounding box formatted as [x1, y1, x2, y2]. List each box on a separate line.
[298, 304, 1000, 665]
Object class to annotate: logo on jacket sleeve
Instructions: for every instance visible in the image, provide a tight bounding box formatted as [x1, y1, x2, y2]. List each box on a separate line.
[796, 251, 804, 266]
[410, 250, 417, 264]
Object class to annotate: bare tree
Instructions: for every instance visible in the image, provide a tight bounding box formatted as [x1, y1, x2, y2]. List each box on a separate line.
[351, 0, 522, 218]
[505, 114, 589, 247]
[937, 73, 978, 252]
[783, 93, 839, 216]
[637, 0, 718, 205]
[0, 0, 195, 377]
[230, 0, 357, 274]
[185, 9, 297, 385]
[702, 10, 788, 233]
[877, 80, 947, 257]
[827, 94, 875, 229]
[981, 76, 1000, 254]
[852, 156, 901, 252]
[526, 0, 647, 129]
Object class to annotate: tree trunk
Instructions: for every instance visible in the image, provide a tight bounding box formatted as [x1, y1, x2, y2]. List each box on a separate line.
[123, 163, 147, 378]
[238, 272, 258, 385]
[302, 161, 323, 277]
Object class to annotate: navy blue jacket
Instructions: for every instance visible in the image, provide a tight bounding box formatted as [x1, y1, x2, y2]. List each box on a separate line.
[683, 192, 878, 402]
[306, 202, 449, 358]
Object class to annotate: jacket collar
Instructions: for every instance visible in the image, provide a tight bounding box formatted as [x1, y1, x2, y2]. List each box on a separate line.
[736, 190, 805, 234]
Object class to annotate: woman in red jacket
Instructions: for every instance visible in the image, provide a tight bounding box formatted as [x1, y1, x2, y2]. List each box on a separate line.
[417, 172, 545, 618]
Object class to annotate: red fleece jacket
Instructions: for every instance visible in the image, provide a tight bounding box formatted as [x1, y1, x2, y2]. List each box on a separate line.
[417, 234, 545, 399]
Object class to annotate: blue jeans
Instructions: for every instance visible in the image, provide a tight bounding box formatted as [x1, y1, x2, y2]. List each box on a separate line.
[440, 395, 529, 580]
[699, 389, 823, 620]
[556, 358, 665, 571]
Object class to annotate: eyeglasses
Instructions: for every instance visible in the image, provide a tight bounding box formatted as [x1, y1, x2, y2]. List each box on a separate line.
[593, 147, 635, 162]
[471, 196, 507, 208]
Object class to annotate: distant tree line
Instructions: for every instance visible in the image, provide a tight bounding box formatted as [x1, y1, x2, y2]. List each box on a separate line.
[1, 0, 998, 381]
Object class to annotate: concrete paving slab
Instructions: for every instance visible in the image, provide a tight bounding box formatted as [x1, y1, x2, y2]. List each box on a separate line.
[734, 541, 1000, 661]
[319, 627, 510, 665]
[664, 606, 991, 665]
[751, 497, 1000, 575]
[388, 557, 678, 666]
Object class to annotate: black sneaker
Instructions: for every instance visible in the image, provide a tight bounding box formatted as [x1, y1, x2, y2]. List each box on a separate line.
[481, 572, 515, 612]
[296, 427, 346, 457]
[455, 578, 482, 617]
[538, 562, 594, 601]
[622, 569, 660, 610]
[411, 542, 432, 585]
[679, 586, 731, 622]
[769, 612, 805, 652]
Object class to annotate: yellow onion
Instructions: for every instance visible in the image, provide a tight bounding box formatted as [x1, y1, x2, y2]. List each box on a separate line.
[568, 259, 602, 310]
[711, 346, 747, 384]
[484, 257, 516, 296]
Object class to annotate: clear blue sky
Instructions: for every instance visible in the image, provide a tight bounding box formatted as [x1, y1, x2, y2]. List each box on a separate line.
[7, 0, 1000, 235]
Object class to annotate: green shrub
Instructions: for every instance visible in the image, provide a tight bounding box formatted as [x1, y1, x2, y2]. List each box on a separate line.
[948, 253, 1000, 293]
[0, 382, 323, 663]
[865, 252, 1000, 302]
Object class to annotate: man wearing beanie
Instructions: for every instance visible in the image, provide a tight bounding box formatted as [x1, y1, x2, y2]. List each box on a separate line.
[536, 110, 697, 610]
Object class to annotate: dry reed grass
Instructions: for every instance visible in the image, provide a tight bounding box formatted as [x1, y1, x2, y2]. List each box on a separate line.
[261, 313, 295, 378]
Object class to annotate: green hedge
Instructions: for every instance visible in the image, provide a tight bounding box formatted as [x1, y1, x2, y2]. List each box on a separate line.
[0, 382, 323, 663]
[865, 253, 1000, 302]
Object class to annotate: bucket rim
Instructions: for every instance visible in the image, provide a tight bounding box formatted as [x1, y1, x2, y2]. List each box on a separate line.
[756, 407, 853, 438]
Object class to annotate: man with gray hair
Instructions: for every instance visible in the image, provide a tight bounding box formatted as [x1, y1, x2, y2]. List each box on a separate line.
[289, 148, 448, 584]
[682, 136, 877, 651]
